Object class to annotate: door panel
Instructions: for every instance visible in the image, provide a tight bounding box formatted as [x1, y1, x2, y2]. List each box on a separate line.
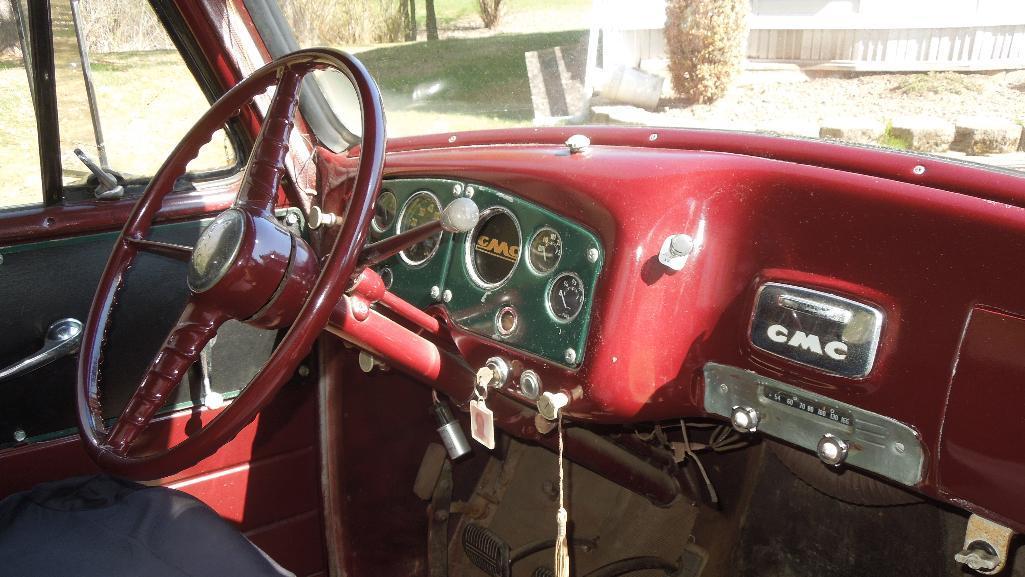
[0, 212, 298, 447]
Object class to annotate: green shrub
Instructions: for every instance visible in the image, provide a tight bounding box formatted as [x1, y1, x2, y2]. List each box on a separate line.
[664, 0, 748, 104]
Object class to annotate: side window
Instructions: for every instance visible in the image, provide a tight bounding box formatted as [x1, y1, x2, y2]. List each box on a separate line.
[51, 0, 237, 191]
[0, 1, 42, 209]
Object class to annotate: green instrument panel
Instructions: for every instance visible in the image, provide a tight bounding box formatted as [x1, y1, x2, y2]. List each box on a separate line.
[371, 178, 603, 367]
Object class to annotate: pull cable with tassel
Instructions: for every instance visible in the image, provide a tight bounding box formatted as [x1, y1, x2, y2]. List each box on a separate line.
[538, 391, 571, 577]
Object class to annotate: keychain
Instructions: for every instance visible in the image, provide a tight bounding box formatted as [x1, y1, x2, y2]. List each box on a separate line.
[469, 367, 496, 449]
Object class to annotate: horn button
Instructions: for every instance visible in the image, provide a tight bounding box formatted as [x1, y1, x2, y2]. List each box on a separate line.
[187, 209, 296, 321]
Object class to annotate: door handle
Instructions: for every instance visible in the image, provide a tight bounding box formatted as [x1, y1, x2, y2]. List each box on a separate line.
[0, 318, 83, 383]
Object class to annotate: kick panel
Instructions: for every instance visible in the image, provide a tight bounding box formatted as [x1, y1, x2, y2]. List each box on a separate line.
[703, 362, 924, 486]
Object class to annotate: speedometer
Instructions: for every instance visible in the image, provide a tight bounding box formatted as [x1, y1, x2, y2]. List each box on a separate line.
[468, 207, 521, 287]
[398, 191, 442, 266]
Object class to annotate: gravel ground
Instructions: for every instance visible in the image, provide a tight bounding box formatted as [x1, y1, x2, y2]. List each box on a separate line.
[650, 68, 1025, 135]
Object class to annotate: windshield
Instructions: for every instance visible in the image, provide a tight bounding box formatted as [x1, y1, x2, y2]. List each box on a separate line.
[284, 0, 1025, 174]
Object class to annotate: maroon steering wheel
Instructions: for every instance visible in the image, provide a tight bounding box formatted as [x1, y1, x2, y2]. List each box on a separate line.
[77, 49, 385, 480]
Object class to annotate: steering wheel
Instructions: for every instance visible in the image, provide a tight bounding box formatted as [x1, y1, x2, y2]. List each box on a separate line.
[76, 49, 385, 480]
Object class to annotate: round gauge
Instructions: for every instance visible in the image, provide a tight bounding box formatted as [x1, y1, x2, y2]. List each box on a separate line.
[547, 272, 585, 322]
[372, 190, 398, 233]
[468, 208, 521, 287]
[398, 191, 442, 266]
[528, 227, 563, 274]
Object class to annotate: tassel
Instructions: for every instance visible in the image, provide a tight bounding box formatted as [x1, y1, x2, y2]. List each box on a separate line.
[554, 507, 570, 577]
[553, 414, 570, 577]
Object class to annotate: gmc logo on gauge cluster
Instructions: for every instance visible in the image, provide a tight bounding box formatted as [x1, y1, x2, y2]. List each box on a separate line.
[749, 283, 884, 379]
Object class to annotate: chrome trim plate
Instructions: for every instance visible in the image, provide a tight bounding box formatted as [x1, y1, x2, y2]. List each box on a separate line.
[703, 362, 925, 486]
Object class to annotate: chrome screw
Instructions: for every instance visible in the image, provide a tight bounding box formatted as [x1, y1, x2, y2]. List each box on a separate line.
[13, 429, 26, 442]
[720, 383, 729, 393]
[649, 133, 659, 141]
[453, 183, 464, 197]
[586, 247, 600, 263]
[913, 165, 926, 175]
[297, 365, 311, 378]
[894, 442, 906, 454]
[442, 289, 453, 303]
[430, 285, 442, 300]
[564, 348, 577, 364]
[465, 186, 475, 198]
[284, 212, 299, 226]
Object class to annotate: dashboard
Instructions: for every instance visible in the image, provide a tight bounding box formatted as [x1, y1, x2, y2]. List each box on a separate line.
[325, 128, 1025, 539]
[368, 178, 603, 371]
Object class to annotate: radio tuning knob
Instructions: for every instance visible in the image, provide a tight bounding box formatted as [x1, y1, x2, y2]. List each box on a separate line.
[816, 434, 849, 466]
[730, 405, 760, 433]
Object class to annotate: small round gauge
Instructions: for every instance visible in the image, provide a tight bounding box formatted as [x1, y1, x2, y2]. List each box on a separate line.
[468, 208, 521, 287]
[372, 190, 398, 233]
[547, 272, 585, 322]
[527, 227, 563, 274]
[398, 190, 442, 266]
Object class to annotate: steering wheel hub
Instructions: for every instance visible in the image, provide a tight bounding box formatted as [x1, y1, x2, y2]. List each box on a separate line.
[188, 208, 245, 293]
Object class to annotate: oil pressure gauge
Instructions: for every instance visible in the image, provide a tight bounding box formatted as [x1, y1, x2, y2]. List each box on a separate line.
[547, 272, 584, 322]
[528, 227, 563, 274]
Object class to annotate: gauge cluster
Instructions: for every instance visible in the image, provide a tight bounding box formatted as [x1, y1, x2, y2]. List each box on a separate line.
[368, 178, 603, 367]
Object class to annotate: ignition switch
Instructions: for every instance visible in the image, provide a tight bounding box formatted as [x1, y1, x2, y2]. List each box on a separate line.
[475, 357, 510, 389]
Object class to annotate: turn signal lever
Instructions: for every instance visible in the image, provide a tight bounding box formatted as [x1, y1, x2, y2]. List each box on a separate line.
[358, 197, 479, 269]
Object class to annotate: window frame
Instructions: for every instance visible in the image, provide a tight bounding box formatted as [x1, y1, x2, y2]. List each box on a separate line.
[20, 0, 248, 208]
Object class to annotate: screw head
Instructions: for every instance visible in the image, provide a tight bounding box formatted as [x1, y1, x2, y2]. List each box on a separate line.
[284, 212, 299, 226]
[586, 247, 600, 263]
[719, 383, 729, 393]
[442, 289, 453, 303]
[448, 135, 457, 143]
[13, 429, 26, 442]
[452, 183, 464, 196]
[649, 133, 659, 141]
[913, 165, 926, 175]
[894, 442, 906, 454]
[465, 186, 475, 198]
[297, 365, 311, 378]
[0, 254, 5, 265]
[430, 285, 441, 300]
[564, 348, 577, 364]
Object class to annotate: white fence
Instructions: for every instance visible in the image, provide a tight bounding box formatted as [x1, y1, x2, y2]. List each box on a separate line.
[596, 0, 1025, 71]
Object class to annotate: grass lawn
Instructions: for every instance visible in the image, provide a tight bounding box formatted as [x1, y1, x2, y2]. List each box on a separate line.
[2, 11, 590, 206]
[350, 29, 588, 136]
[0, 48, 235, 209]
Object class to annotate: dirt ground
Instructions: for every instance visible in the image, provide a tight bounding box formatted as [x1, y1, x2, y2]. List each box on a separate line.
[652, 68, 1025, 135]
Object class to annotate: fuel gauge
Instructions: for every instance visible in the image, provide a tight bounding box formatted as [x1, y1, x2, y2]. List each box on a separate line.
[528, 227, 563, 274]
[547, 272, 584, 322]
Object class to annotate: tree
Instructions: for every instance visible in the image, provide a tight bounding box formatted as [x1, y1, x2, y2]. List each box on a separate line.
[664, 0, 748, 104]
[401, 0, 414, 41]
[478, 0, 503, 29]
[425, 0, 438, 41]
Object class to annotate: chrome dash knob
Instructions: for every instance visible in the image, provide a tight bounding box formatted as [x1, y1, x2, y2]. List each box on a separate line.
[816, 434, 849, 466]
[730, 405, 760, 433]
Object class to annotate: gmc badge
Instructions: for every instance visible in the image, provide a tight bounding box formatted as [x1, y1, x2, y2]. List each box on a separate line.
[749, 283, 883, 379]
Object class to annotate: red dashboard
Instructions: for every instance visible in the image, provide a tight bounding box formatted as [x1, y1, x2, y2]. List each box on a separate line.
[320, 126, 1025, 534]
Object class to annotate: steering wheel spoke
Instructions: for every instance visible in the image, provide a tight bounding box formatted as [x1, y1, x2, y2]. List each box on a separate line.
[105, 299, 227, 456]
[234, 67, 304, 216]
[125, 236, 194, 262]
